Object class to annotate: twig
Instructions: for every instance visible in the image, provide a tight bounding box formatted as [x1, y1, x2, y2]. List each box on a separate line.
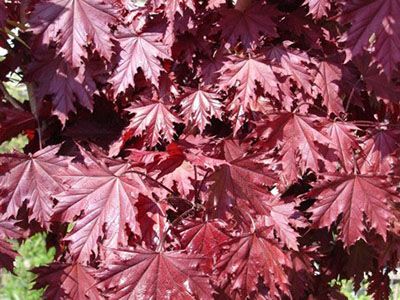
[0, 82, 24, 110]
[129, 169, 176, 195]
[156, 206, 196, 252]
[20, 0, 43, 149]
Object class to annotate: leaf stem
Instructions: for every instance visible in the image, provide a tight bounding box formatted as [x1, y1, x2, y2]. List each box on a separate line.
[0, 82, 24, 110]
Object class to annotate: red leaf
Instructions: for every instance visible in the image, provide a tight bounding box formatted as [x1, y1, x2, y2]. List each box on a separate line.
[257, 199, 301, 251]
[180, 87, 222, 132]
[257, 112, 332, 183]
[314, 61, 344, 115]
[136, 195, 168, 248]
[111, 29, 171, 95]
[265, 43, 313, 95]
[53, 160, 148, 262]
[180, 219, 228, 257]
[218, 3, 278, 48]
[206, 152, 277, 218]
[0, 145, 71, 228]
[98, 247, 212, 300]
[219, 55, 280, 132]
[124, 100, 182, 147]
[308, 174, 400, 246]
[216, 229, 292, 299]
[304, 0, 331, 19]
[322, 121, 360, 172]
[29, 0, 119, 67]
[28, 55, 96, 124]
[35, 262, 100, 300]
[0, 219, 23, 271]
[359, 129, 400, 174]
[341, 0, 400, 77]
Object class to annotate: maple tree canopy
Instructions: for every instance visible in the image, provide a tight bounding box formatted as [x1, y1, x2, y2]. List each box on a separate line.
[0, 0, 400, 299]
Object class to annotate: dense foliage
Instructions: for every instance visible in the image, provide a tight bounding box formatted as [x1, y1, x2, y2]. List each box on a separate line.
[0, 0, 400, 299]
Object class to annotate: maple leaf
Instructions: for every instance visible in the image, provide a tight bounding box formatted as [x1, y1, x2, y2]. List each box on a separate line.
[322, 121, 360, 172]
[98, 247, 212, 300]
[28, 54, 96, 124]
[314, 60, 344, 115]
[180, 87, 222, 132]
[359, 129, 400, 174]
[257, 112, 332, 183]
[29, 0, 119, 67]
[53, 160, 148, 262]
[354, 55, 400, 103]
[35, 262, 100, 300]
[124, 100, 182, 147]
[304, 0, 331, 19]
[180, 220, 228, 257]
[216, 229, 292, 299]
[219, 55, 280, 132]
[257, 199, 301, 251]
[206, 141, 277, 218]
[0, 145, 70, 228]
[218, 3, 277, 48]
[158, 160, 195, 196]
[265, 43, 313, 95]
[308, 174, 400, 246]
[341, 0, 400, 77]
[111, 28, 171, 95]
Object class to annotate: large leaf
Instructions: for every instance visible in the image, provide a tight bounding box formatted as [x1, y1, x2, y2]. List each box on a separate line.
[314, 61, 344, 115]
[29, 0, 119, 66]
[216, 229, 292, 299]
[218, 3, 277, 48]
[35, 262, 100, 300]
[29, 55, 96, 124]
[124, 100, 182, 147]
[0, 145, 70, 228]
[180, 87, 222, 132]
[53, 160, 148, 262]
[257, 112, 332, 183]
[341, 0, 400, 77]
[308, 174, 400, 246]
[98, 247, 212, 300]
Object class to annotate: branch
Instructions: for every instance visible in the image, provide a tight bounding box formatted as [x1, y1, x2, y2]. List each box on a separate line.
[0, 82, 24, 110]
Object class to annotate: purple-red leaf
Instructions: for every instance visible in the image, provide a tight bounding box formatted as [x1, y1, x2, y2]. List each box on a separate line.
[98, 247, 212, 300]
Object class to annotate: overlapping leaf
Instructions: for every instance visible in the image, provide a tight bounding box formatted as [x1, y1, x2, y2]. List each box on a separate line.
[257, 112, 332, 183]
[218, 3, 277, 48]
[216, 229, 292, 299]
[111, 29, 170, 95]
[180, 87, 222, 132]
[304, 0, 331, 18]
[124, 100, 182, 147]
[29, 54, 96, 124]
[341, 0, 400, 77]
